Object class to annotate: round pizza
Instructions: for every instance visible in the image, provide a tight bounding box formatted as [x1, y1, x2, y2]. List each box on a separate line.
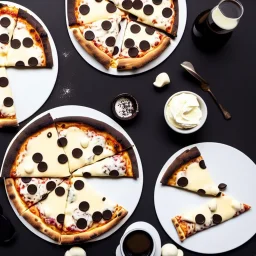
[2, 113, 139, 244]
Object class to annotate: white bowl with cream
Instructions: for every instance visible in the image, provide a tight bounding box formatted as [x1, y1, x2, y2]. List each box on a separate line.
[164, 91, 207, 134]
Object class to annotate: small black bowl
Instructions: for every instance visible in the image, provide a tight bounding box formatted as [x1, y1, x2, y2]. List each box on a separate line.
[111, 93, 139, 121]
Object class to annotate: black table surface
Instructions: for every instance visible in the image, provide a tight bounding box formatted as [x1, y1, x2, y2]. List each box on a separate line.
[1, 0, 256, 255]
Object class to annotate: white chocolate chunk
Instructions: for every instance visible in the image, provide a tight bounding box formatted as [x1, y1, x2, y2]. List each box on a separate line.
[153, 72, 170, 87]
[24, 161, 34, 174]
[65, 247, 86, 256]
[80, 137, 89, 148]
[208, 199, 217, 212]
[181, 214, 194, 223]
[161, 244, 178, 256]
[231, 199, 242, 211]
[177, 249, 184, 256]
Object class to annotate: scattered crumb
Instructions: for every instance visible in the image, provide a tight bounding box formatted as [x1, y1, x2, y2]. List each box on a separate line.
[60, 85, 73, 99]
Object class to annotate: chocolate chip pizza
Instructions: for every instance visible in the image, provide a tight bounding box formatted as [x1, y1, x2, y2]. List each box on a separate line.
[0, 3, 53, 127]
[68, 0, 178, 70]
[2, 113, 138, 244]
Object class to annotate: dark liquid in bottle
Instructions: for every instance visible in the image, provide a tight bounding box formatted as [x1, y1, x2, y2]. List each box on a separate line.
[123, 230, 154, 256]
[219, 0, 242, 18]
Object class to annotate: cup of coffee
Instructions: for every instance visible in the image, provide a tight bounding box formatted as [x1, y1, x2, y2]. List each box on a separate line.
[120, 228, 155, 256]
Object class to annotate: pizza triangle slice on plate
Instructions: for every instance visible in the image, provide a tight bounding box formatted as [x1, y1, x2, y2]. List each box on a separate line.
[0, 4, 19, 66]
[161, 147, 221, 196]
[6, 8, 53, 68]
[117, 20, 170, 70]
[0, 67, 17, 127]
[22, 179, 71, 244]
[72, 16, 123, 69]
[5, 178, 64, 215]
[72, 149, 139, 178]
[172, 193, 251, 241]
[2, 114, 70, 178]
[61, 177, 127, 244]
[54, 116, 133, 173]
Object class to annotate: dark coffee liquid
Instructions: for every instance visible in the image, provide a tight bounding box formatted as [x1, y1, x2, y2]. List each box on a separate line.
[219, 0, 242, 19]
[123, 230, 154, 256]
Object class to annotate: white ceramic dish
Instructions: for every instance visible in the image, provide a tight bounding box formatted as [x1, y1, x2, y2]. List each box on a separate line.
[164, 91, 208, 134]
[65, 0, 187, 76]
[1, 105, 143, 244]
[154, 142, 256, 254]
[1, 1, 58, 123]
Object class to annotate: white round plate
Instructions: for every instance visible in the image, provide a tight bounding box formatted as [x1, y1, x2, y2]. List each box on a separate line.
[65, 0, 187, 76]
[154, 142, 256, 254]
[1, 1, 58, 123]
[2, 105, 143, 244]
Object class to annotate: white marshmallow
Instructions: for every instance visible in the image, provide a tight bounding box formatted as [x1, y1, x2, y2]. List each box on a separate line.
[161, 244, 178, 256]
[80, 137, 89, 148]
[65, 247, 86, 256]
[153, 72, 170, 88]
[177, 249, 184, 256]
[24, 161, 34, 174]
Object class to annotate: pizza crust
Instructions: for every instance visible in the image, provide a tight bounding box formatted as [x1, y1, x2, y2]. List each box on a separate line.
[167, 0, 179, 37]
[67, 0, 77, 26]
[0, 118, 18, 128]
[61, 206, 127, 244]
[172, 217, 189, 242]
[123, 149, 139, 178]
[117, 37, 170, 70]
[72, 28, 112, 69]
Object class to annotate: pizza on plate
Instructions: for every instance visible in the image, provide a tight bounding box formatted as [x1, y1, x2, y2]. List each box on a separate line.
[161, 147, 221, 196]
[172, 193, 251, 241]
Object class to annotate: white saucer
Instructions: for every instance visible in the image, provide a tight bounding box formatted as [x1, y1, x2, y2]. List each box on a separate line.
[116, 222, 161, 256]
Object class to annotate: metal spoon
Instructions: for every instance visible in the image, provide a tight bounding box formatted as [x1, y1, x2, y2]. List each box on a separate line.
[181, 61, 231, 120]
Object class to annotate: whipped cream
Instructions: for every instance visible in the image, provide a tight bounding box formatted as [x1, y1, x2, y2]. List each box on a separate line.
[166, 93, 202, 129]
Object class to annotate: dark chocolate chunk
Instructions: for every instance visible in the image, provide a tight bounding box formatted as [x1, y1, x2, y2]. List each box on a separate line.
[77, 218, 87, 229]
[177, 177, 188, 187]
[57, 137, 68, 147]
[32, 153, 43, 163]
[47, 132, 52, 138]
[28, 57, 38, 67]
[72, 148, 83, 159]
[21, 178, 32, 183]
[109, 170, 119, 177]
[55, 187, 65, 197]
[42, 193, 48, 200]
[3, 97, 13, 107]
[101, 20, 112, 31]
[102, 197, 106, 201]
[124, 38, 135, 48]
[0, 17, 10, 28]
[119, 24, 121, 32]
[218, 183, 227, 191]
[23, 38, 33, 48]
[195, 214, 206, 225]
[95, 0, 103, 2]
[0, 77, 8, 87]
[93, 145, 103, 155]
[122, 0, 133, 10]
[79, 4, 90, 15]
[162, 7, 173, 18]
[132, 0, 143, 10]
[128, 13, 138, 21]
[15, 61, 25, 67]
[27, 184, 37, 195]
[128, 47, 139, 58]
[57, 214, 65, 224]
[83, 172, 91, 178]
[106, 2, 117, 13]
[74, 180, 84, 190]
[46, 181, 56, 191]
[84, 30, 95, 41]
[103, 210, 112, 220]
[130, 24, 141, 34]
[113, 46, 119, 55]
[11, 39, 21, 49]
[105, 36, 116, 47]
[199, 160, 206, 169]
[153, 0, 162, 5]
[197, 189, 206, 196]
[213, 214, 222, 224]
[145, 26, 155, 35]
[139, 40, 150, 51]
[58, 154, 68, 164]
[143, 5, 154, 15]
[37, 162, 48, 172]
[217, 192, 222, 197]
[79, 201, 90, 212]
[0, 34, 9, 44]
[92, 211, 102, 222]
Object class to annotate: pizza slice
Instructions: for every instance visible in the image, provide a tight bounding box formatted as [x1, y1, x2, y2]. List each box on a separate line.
[0, 67, 17, 127]
[0, 4, 18, 66]
[117, 21, 170, 70]
[72, 150, 139, 178]
[54, 116, 133, 173]
[61, 177, 127, 244]
[6, 8, 53, 67]
[22, 180, 70, 243]
[72, 16, 122, 69]
[68, 0, 124, 27]
[111, 0, 178, 36]
[161, 147, 221, 196]
[5, 178, 64, 215]
[172, 193, 251, 241]
[2, 114, 70, 178]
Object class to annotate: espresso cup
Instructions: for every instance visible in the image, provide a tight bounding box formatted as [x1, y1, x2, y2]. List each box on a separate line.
[120, 228, 156, 256]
